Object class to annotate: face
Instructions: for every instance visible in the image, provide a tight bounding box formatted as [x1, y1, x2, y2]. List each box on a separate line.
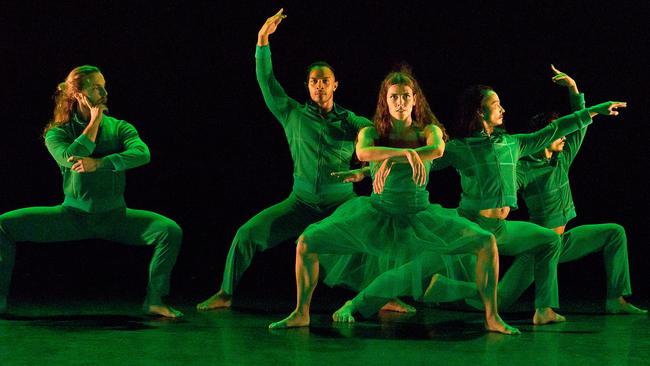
[386, 84, 416, 122]
[78, 72, 108, 107]
[480, 90, 505, 128]
[307, 66, 337, 105]
[548, 136, 566, 152]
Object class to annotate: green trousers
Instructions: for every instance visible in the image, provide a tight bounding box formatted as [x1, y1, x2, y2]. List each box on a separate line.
[220, 192, 351, 295]
[498, 223, 631, 309]
[0, 205, 182, 307]
[459, 209, 562, 309]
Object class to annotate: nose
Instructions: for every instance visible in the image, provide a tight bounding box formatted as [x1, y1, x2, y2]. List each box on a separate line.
[100, 88, 108, 97]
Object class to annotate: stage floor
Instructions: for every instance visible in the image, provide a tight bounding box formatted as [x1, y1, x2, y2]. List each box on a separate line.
[0, 296, 648, 366]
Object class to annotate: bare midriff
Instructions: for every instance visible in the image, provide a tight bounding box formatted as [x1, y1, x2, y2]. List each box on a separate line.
[479, 206, 511, 220]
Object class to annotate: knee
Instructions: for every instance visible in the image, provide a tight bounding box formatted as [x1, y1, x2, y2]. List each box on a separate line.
[296, 235, 315, 258]
[605, 223, 627, 245]
[480, 233, 498, 255]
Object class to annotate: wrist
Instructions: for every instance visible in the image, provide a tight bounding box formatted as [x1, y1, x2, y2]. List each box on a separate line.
[257, 34, 269, 46]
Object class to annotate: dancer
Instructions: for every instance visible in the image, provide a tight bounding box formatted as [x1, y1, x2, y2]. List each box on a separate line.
[196, 9, 373, 310]
[497, 66, 645, 314]
[404, 82, 627, 324]
[270, 68, 519, 335]
[0, 65, 183, 318]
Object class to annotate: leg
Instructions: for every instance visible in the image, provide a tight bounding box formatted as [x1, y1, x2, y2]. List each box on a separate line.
[198, 195, 324, 310]
[495, 220, 564, 325]
[0, 206, 92, 312]
[440, 233, 519, 334]
[104, 208, 183, 318]
[497, 254, 535, 310]
[269, 235, 319, 329]
[561, 224, 645, 314]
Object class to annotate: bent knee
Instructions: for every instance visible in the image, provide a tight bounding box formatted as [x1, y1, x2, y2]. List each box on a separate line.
[296, 235, 315, 256]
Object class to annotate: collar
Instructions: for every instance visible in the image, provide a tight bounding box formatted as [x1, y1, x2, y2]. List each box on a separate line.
[305, 100, 347, 118]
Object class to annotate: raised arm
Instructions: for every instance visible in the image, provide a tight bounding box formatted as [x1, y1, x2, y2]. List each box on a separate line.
[551, 65, 588, 163]
[255, 9, 299, 125]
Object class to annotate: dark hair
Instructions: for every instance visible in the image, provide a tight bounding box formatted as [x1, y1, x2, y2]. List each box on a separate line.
[305, 61, 335, 81]
[529, 111, 560, 131]
[373, 66, 447, 140]
[43, 65, 101, 138]
[454, 84, 494, 138]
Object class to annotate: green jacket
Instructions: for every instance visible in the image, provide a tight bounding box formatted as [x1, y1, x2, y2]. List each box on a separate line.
[45, 114, 150, 213]
[432, 108, 592, 211]
[256, 45, 372, 204]
[517, 93, 587, 228]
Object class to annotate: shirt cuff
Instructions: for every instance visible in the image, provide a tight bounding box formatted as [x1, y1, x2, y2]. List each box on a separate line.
[75, 134, 96, 153]
[255, 44, 271, 58]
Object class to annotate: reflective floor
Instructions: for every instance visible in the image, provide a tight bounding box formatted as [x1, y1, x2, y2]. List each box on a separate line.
[0, 296, 648, 366]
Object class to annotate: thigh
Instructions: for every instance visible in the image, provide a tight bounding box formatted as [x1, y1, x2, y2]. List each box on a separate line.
[497, 220, 559, 256]
[100, 208, 181, 246]
[0, 206, 92, 243]
[237, 195, 327, 246]
[560, 224, 621, 262]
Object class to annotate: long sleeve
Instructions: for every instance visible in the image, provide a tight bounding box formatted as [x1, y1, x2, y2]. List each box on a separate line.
[255, 45, 300, 127]
[45, 129, 96, 168]
[563, 92, 588, 165]
[514, 108, 592, 158]
[102, 121, 150, 171]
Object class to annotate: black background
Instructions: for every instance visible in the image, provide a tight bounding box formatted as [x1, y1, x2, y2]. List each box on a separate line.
[1, 1, 648, 305]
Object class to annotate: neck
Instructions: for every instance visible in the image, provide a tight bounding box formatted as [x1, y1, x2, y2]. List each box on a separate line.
[482, 121, 494, 136]
[76, 106, 91, 122]
[390, 117, 412, 133]
[315, 100, 334, 115]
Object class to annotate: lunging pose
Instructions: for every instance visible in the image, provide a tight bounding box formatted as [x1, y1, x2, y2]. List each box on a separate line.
[0, 65, 183, 318]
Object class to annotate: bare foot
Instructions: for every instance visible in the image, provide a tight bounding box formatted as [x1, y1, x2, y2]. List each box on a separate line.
[381, 298, 416, 313]
[196, 290, 232, 310]
[333, 301, 356, 323]
[485, 314, 521, 335]
[533, 307, 566, 325]
[269, 310, 310, 329]
[606, 297, 648, 314]
[144, 303, 184, 318]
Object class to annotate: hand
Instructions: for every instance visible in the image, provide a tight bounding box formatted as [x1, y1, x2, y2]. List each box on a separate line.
[330, 168, 366, 183]
[67, 156, 101, 173]
[372, 159, 394, 194]
[404, 149, 426, 186]
[588, 101, 627, 116]
[551, 64, 577, 90]
[80, 94, 107, 122]
[258, 8, 287, 45]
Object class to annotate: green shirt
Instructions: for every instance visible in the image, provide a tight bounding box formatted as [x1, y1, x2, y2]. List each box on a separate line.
[256, 45, 372, 204]
[432, 108, 593, 211]
[44, 114, 150, 213]
[517, 93, 587, 228]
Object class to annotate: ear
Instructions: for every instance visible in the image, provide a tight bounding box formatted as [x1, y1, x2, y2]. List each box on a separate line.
[333, 81, 339, 91]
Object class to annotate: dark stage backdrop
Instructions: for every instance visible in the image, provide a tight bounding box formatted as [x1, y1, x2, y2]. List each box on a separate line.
[1, 1, 648, 303]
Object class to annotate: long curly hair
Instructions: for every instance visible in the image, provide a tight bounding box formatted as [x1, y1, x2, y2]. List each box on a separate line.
[43, 65, 101, 138]
[373, 66, 447, 141]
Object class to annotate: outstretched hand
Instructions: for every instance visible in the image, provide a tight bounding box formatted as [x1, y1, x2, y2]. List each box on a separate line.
[550, 64, 577, 90]
[589, 101, 627, 116]
[258, 8, 287, 45]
